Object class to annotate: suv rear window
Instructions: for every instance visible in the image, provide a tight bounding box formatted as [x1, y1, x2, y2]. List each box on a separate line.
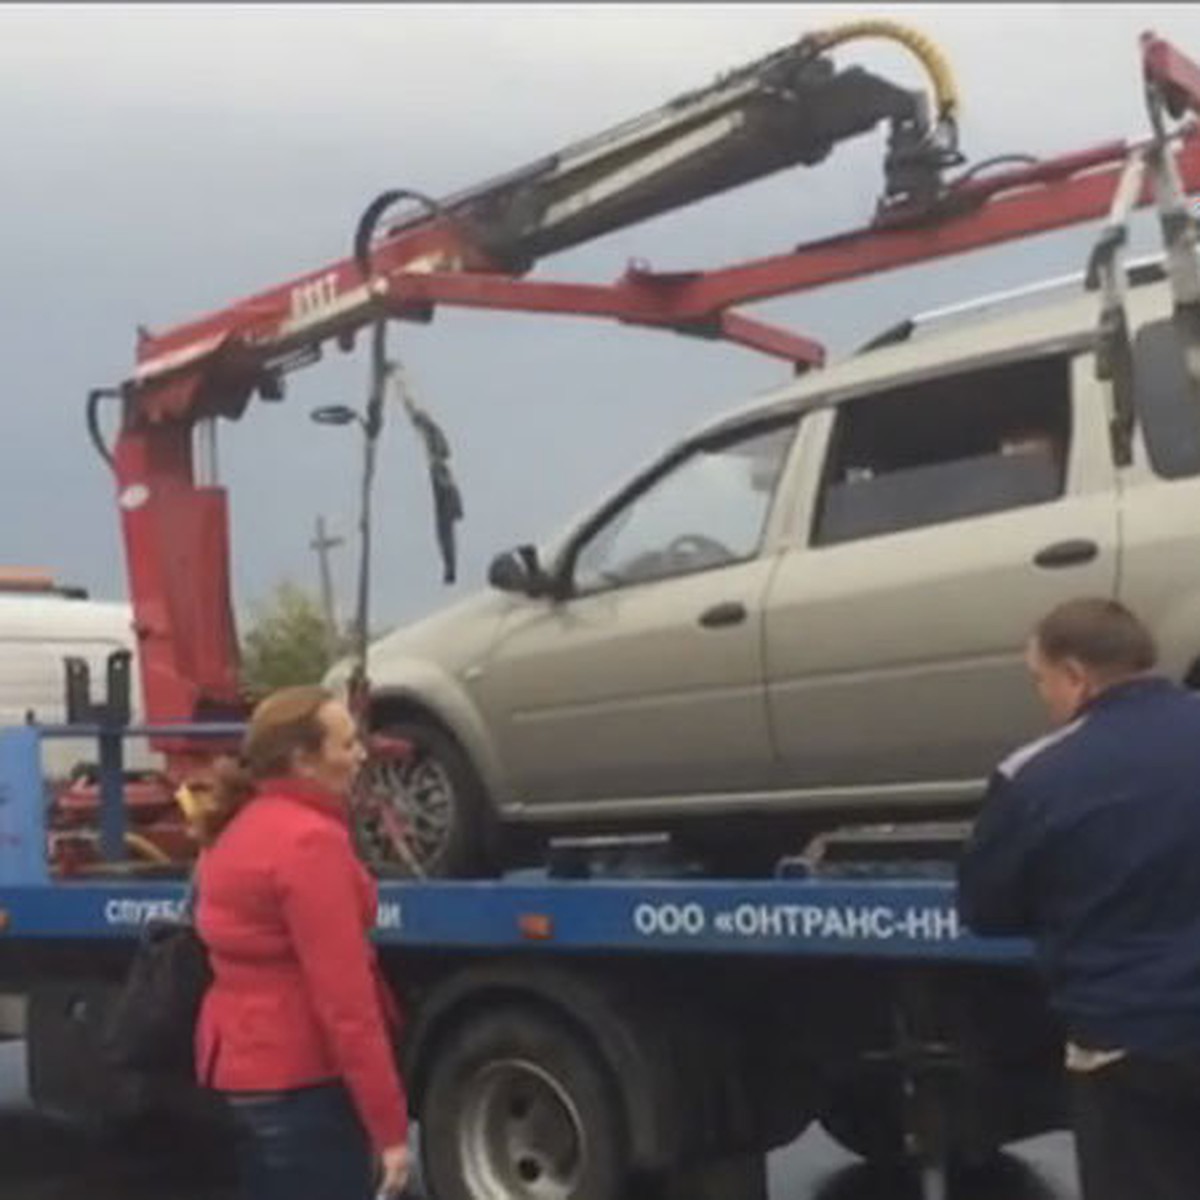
[813, 355, 1072, 546]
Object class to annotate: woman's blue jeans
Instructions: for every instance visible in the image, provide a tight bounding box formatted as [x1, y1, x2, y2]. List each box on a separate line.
[224, 1082, 376, 1200]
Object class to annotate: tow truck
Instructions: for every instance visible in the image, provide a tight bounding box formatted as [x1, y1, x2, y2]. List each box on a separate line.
[3, 18, 1200, 1200]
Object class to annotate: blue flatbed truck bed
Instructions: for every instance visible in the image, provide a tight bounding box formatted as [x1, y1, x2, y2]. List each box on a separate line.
[0, 876, 1026, 962]
[0, 725, 1059, 1200]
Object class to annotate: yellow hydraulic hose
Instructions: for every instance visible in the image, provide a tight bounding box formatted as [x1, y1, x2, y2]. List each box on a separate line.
[805, 20, 960, 124]
[174, 782, 203, 826]
[174, 780, 217, 840]
[124, 831, 172, 864]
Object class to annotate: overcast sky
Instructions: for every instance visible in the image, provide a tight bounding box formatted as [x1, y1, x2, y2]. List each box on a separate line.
[6, 3, 1200, 632]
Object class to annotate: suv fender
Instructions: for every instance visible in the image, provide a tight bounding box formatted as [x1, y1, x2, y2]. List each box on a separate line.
[367, 656, 514, 809]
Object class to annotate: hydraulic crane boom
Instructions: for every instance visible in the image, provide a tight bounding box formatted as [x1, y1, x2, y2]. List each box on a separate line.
[128, 21, 956, 416]
[94, 22, 1200, 757]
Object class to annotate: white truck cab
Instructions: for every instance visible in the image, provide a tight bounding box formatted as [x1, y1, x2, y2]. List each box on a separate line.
[0, 571, 145, 776]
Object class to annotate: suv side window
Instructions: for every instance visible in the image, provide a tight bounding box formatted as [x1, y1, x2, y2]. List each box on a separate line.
[572, 419, 798, 592]
[813, 354, 1072, 546]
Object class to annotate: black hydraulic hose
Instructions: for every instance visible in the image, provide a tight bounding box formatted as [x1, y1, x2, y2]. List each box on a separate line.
[351, 187, 464, 585]
[353, 188, 444, 282]
[950, 153, 1040, 186]
[880, 152, 1043, 228]
[86, 387, 121, 472]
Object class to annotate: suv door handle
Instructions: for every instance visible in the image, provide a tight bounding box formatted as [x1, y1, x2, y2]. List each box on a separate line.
[1033, 539, 1100, 569]
[698, 602, 747, 628]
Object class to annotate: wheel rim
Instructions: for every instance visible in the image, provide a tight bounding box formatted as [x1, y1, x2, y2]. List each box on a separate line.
[354, 750, 456, 872]
[458, 1059, 586, 1200]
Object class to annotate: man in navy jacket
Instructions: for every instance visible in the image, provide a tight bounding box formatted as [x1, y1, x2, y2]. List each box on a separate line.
[958, 597, 1200, 1200]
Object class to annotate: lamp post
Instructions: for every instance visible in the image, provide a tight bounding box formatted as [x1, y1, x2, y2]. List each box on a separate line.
[310, 318, 391, 716]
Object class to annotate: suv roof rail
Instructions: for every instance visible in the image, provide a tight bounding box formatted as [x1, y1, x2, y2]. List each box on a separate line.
[855, 253, 1168, 355]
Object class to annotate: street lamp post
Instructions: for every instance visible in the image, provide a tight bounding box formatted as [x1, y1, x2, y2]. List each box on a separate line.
[310, 317, 391, 717]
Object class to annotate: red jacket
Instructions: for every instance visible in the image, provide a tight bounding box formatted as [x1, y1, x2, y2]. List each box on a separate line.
[194, 776, 408, 1152]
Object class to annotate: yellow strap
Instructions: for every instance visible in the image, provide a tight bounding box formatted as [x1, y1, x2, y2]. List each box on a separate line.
[807, 19, 959, 123]
[175, 782, 203, 823]
[123, 831, 172, 864]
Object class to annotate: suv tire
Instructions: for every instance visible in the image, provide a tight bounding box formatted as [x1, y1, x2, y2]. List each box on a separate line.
[356, 718, 495, 878]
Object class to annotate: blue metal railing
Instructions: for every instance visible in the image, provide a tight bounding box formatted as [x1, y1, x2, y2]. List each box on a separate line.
[0, 722, 243, 886]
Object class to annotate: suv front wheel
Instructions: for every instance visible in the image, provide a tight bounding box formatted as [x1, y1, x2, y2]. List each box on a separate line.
[354, 717, 495, 878]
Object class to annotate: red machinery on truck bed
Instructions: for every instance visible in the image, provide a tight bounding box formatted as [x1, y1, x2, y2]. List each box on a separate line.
[68, 20, 1200, 869]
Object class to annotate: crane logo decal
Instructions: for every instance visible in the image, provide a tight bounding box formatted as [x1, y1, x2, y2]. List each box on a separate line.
[290, 272, 341, 322]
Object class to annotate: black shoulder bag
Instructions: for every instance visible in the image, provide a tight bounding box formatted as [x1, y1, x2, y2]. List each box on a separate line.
[102, 872, 213, 1081]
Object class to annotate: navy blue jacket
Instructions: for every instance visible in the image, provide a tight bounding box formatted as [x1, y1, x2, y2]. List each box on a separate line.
[958, 676, 1200, 1052]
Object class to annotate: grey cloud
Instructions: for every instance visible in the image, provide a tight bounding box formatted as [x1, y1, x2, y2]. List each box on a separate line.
[3, 4, 1199, 631]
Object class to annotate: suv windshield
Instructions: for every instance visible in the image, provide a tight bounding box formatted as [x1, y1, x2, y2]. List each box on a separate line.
[573, 421, 797, 590]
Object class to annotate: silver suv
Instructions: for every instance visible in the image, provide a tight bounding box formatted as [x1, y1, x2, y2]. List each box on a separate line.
[356, 268, 1200, 875]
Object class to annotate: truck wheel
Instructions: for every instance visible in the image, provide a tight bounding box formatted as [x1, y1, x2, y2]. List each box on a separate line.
[420, 1005, 628, 1200]
[356, 718, 495, 878]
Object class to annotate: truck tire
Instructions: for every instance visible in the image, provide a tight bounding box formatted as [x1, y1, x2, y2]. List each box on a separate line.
[357, 718, 495, 878]
[420, 1005, 629, 1200]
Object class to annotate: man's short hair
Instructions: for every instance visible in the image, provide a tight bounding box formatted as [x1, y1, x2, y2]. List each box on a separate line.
[1034, 598, 1158, 676]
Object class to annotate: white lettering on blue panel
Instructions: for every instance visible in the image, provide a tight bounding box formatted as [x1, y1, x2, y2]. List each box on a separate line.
[103, 898, 185, 927]
[633, 902, 707, 937]
[375, 902, 404, 932]
[630, 900, 963, 945]
[899, 907, 960, 941]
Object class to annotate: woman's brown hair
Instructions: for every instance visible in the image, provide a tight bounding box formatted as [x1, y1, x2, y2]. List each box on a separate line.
[196, 685, 335, 846]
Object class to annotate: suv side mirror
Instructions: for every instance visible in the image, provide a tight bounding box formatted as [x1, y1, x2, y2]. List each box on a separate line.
[488, 545, 552, 597]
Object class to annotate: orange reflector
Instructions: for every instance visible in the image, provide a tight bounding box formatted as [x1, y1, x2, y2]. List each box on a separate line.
[518, 913, 554, 941]
[0, 910, 12, 934]
[0, 567, 56, 593]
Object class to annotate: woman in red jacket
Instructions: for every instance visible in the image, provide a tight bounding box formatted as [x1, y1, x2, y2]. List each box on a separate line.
[194, 685, 409, 1200]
